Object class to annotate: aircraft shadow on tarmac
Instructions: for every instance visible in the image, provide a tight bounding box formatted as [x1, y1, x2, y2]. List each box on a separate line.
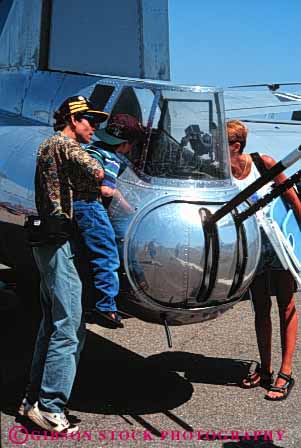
[0, 307, 193, 418]
[147, 351, 253, 386]
[0, 308, 287, 443]
[70, 330, 193, 415]
[1, 303, 263, 413]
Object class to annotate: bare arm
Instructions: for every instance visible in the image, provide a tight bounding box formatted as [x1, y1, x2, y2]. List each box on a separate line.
[100, 185, 115, 198]
[100, 186, 134, 213]
[262, 155, 301, 221]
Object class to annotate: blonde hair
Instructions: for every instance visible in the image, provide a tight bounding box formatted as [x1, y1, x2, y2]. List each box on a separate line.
[227, 120, 248, 153]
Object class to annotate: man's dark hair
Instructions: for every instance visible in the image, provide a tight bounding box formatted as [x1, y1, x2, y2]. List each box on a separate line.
[53, 110, 71, 131]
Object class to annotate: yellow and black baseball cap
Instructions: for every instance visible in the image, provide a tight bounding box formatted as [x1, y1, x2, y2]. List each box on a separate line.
[56, 95, 109, 122]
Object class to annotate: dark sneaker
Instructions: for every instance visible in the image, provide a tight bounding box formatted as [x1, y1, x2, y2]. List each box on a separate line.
[94, 309, 124, 328]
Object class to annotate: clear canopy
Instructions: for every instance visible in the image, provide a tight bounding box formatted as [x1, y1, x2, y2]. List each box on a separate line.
[93, 82, 231, 184]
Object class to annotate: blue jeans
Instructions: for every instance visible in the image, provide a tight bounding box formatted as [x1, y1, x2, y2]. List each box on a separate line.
[28, 241, 85, 413]
[73, 200, 120, 312]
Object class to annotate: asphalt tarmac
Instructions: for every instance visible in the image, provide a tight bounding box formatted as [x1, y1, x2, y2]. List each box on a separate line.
[1, 287, 300, 448]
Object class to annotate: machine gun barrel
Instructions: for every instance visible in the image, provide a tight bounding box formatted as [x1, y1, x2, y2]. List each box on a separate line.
[209, 145, 301, 225]
[235, 169, 301, 224]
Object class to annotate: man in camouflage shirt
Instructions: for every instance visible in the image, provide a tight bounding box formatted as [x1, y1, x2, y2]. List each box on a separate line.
[19, 96, 108, 434]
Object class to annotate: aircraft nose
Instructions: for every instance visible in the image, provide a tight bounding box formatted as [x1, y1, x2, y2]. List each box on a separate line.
[124, 199, 260, 309]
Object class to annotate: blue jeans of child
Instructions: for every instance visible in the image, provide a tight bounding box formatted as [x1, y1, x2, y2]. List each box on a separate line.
[73, 200, 120, 312]
[28, 240, 85, 413]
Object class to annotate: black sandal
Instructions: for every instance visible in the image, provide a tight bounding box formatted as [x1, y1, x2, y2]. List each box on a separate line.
[264, 372, 295, 401]
[94, 309, 124, 328]
[241, 364, 274, 389]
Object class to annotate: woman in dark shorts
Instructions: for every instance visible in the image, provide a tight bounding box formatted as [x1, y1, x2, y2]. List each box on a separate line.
[227, 120, 301, 401]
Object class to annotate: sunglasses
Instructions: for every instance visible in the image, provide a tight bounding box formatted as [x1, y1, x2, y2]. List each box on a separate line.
[80, 114, 102, 129]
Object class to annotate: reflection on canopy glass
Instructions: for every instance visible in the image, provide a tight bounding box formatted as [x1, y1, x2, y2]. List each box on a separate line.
[144, 92, 229, 180]
[99, 85, 230, 183]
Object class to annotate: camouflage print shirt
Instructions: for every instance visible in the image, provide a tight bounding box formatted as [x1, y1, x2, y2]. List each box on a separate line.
[35, 132, 104, 219]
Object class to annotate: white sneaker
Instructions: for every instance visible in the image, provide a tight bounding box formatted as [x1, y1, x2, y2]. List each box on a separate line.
[27, 405, 78, 434]
[18, 397, 37, 417]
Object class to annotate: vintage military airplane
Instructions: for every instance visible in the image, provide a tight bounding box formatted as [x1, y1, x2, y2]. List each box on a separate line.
[1, 0, 301, 342]
[0, 74, 256, 325]
[2, 72, 301, 336]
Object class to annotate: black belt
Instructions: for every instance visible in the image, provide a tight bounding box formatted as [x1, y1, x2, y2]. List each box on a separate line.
[73, 192, 102, 201]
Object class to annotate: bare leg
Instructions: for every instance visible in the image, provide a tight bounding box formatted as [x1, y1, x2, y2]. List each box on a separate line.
[265, 271, 297, 399]
[242, 272, 273, 387]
